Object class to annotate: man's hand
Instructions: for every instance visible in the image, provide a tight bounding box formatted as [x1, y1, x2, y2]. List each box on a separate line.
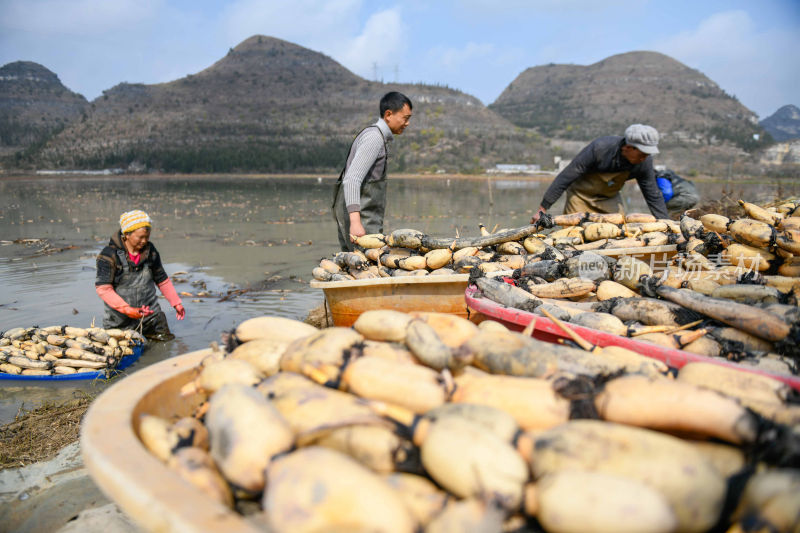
[175, 303, 186, 320]
[530, 206, 547, 224]
[349, 211, 366, 241]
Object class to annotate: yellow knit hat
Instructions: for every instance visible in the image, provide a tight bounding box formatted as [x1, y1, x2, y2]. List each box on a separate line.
[119, 210, 152, 233]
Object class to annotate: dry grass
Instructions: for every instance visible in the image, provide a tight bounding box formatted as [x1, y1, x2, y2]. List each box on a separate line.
[686, 183, 747, 219]
[688, 184, 800, 221]
[0, 394, 93, 469]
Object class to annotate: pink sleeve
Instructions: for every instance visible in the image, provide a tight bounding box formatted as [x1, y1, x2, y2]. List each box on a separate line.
[157, 278, 183, 307]
[96, 284, 130, 313]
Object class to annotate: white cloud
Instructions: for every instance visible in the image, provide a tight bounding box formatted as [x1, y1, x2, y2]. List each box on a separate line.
[0, 0, 162, 34]
[654, 10, 800, 117]
[454, 0, 626, 15]
[657, 11, 757, 70]
[337, 9, 408, 79]
[220, 0, 363, 51]
[220, 0, 407, 81]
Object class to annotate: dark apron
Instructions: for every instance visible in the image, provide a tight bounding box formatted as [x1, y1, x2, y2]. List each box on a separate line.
[103, 249, 171, 338]
[332, 125, 388, 251]
[564, 170, 630, 214]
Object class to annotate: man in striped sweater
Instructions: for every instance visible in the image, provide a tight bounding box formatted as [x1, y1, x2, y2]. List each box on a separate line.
[333, 91, 413, 251]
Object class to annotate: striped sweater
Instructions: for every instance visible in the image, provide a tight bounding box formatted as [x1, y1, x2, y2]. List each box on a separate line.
[343, 119, 393, 212]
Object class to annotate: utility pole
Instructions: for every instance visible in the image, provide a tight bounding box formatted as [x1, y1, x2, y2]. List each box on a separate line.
[372, 62, 379, 82]
[727, 154, 734, 192]
[393, 64, 399, 83]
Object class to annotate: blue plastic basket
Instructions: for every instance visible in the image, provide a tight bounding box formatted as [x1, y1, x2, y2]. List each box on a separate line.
[0, 343, 145, 381]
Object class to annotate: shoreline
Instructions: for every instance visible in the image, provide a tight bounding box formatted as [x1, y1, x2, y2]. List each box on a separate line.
[0, 171, 792, 184]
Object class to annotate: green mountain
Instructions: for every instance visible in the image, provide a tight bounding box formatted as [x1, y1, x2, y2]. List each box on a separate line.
[490, 51, 769, 152]
[16, 36, 545, 174]
[760, 104, 800, 142]
[1, 42, 786, 176]
[0, 61, 87, 158]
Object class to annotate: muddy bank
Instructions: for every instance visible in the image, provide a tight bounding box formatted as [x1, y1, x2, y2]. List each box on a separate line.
[0, 396, 127, 532]
[0, 301, 331, 532]
[0, 441, 135, 533]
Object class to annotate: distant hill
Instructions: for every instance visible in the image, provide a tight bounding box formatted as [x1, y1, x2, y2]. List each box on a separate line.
[1, 43, 788, 176]
[760, 104, 800, 142]
[17, 36, 545, 174]
[0, 61, 87, 157]
[490, 51, 768, 152]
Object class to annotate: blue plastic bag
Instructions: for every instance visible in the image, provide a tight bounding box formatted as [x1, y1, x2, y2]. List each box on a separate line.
[657, 176, 674, 203]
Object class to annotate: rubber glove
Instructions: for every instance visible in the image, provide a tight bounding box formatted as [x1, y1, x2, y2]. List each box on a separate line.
[121, 305, 152, 319]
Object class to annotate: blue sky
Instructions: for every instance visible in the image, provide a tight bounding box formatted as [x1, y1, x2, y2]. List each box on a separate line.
[1, 0, 798, 118]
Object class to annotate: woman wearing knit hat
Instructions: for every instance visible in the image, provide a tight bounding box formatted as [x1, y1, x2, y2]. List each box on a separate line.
[94, 210, 185, 340]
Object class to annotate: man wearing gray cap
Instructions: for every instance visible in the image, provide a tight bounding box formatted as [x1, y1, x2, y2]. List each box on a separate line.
[531, 124, 669, 221]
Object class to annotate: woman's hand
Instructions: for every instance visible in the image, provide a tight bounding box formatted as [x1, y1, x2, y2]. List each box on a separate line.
[175, 303, 186, 320]
[121, 305, 154, 319]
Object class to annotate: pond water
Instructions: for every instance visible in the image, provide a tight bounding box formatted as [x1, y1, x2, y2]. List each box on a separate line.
[0, 174, 796, 423]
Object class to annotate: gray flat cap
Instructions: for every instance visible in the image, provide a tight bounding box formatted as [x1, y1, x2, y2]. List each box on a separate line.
[624, 124, 659, 154]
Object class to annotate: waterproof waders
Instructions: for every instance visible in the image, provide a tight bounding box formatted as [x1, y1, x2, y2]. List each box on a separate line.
[103, 249, 174, 340]
[333, 125, 388, 251]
